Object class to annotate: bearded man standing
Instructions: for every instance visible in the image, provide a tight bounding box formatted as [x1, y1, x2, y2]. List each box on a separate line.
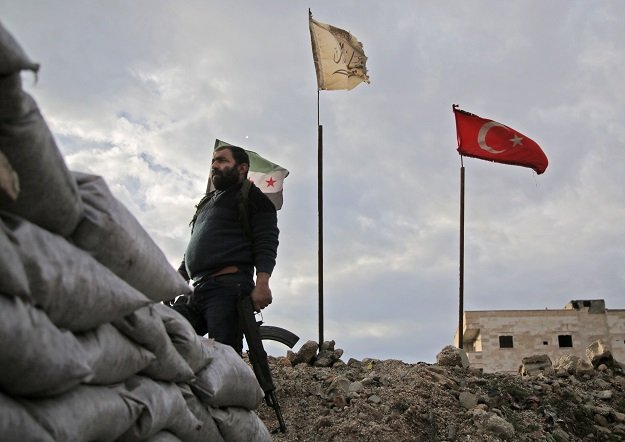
[172, 144, 279, 354]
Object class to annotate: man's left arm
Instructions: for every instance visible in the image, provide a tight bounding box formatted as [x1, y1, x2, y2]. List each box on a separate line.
[249, 190, 279, 311]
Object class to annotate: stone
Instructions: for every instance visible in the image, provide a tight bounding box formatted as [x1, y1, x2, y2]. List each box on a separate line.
[368, 394, 382, 404]
[436, 345, 470, 368]
[554, 355, 580, 374]
[519, 354, 553, 376]
[484, 414, 515, 440]
[348, 381, 365, 393]
[551, 427, 570, 442]
[586, 340, 615, 369]
[327, 376, 350, 394]
[459, 391, 478, 410]
[292, 340, 319, 365]
[576, 359, 595, 377]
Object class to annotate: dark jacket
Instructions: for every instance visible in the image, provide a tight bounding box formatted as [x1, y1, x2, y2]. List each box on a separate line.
[181, 181, 279, 280]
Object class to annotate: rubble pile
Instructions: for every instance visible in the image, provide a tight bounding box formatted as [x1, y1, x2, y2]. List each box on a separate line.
[259, 341, 625, 441]
[0, 21, 270, 442]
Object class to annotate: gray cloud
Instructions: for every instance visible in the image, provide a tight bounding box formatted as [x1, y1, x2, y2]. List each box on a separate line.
[4, 0, 624, 363]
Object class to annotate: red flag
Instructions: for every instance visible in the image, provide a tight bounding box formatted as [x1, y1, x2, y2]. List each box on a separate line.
[453, 107, 548, 175]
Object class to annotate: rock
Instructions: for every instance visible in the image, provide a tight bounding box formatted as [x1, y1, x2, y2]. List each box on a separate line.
[519, 354, 553, 376]
[595, 390, 613, 400]
[551, 427, 570, 442]
[292, 340, 318, 365]
[314, 341, 344, 367]
[368, 394, 382, 404]
[327, 376, 350, 395]
[586, 340, 616, 369]
[576, 359, 595, 377]
[333, 359, 347, 368]
[332, 395, 348, 409]
[348, 381, 364, 393]
[484, 414, 515, 440]
[594, 414, 610, 427]
[459, 391, 478, 410]
[347, 358, 361, 367]
[320, 340, 335, 352]
[436, 345, 470, 368]
[316, 416, 331, 428]
[554, 355, 580, 374]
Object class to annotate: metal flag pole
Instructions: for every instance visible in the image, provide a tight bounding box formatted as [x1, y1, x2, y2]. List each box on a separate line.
[458, 156, 465, 349]
[317, 89, 324, 346]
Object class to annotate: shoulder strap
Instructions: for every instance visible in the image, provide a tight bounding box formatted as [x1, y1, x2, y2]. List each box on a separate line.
[189, 181, 253, 239]
[236, 180, 253, 241]
[189, 192, 213, 233]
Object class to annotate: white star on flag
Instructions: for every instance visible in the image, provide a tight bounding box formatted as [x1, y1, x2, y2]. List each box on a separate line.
[509, 133, 524, 147]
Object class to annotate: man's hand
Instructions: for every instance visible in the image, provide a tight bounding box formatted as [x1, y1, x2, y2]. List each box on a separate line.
[251, 272, 273, 312]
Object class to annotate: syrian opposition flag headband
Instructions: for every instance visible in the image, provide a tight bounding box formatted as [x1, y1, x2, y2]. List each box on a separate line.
[453, 106, 548, 175]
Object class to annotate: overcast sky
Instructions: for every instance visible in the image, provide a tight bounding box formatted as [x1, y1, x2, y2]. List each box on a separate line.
[4, 1, 625, 363]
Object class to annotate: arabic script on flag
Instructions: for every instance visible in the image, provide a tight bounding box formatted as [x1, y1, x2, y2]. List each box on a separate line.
[309, 12, 370, 91]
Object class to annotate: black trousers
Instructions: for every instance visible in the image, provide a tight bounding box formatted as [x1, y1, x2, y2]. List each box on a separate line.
[172, 272, 254, 354]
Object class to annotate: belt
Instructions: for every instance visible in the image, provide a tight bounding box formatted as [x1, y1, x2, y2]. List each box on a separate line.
[192, 265, 239, 286]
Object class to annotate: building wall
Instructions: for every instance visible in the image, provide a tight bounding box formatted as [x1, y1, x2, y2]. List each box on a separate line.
[607, 313, 625, 363]
[456, 304, 625, 373]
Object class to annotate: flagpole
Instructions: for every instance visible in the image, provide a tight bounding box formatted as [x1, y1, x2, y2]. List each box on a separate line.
[317, 89, 324, 346]
[458, 157, 465, 349]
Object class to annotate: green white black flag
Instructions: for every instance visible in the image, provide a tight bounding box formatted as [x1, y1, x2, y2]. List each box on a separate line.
[212, 139, 289, 210]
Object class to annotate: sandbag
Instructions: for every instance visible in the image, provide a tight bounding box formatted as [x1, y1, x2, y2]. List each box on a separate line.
[71, 172, 192, 301]
[19, 384, 143, 442]
[178, 384, 225, 442]
[0, 149, 19, 204]
[191, 341, 264, 410]
[0, 86, 83, 237]
[154, 303, 212, 373]
[118, 376, 204, 442]
[0, 20, 39, 75]
[144, 431, 183, 442]
[0, 71, 32, 121]
[0, 217, 30, 299]
[210, 407, 272, 442]
[0, 391, 54, 442]
[113, 305, 195, 383]
[1, 213, 152, 332]
[0, 294, 93, 397]
[77, 323, 156, 385]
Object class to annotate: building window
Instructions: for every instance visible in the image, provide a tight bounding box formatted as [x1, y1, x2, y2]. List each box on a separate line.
[558, 335, 573, 348]
[499, 335, 514, 348]
[543, 341, 548, 346]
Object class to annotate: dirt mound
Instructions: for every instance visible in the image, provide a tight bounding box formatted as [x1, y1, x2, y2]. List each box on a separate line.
[256, 353, 625, 441]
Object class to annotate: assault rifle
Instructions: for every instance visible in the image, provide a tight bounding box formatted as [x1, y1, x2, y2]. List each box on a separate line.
[238, 294, 297, 433]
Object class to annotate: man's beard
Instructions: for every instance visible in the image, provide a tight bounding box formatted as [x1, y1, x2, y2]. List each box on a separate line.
[212, 166, 240, 190]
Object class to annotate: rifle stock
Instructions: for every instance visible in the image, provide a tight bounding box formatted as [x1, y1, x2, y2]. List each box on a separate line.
[238, 295, 287, 433]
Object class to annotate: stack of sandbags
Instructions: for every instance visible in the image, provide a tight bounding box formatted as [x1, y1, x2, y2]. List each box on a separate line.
[0, 20, 272, 442]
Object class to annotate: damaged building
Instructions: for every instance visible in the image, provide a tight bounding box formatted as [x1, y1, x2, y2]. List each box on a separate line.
[454, 299, 625, 373]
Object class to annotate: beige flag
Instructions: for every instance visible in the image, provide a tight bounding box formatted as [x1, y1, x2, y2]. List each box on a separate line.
[309, 13, 370, 91]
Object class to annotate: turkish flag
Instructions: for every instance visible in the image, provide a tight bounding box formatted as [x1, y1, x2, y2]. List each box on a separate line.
[454, 107, 548, 175]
